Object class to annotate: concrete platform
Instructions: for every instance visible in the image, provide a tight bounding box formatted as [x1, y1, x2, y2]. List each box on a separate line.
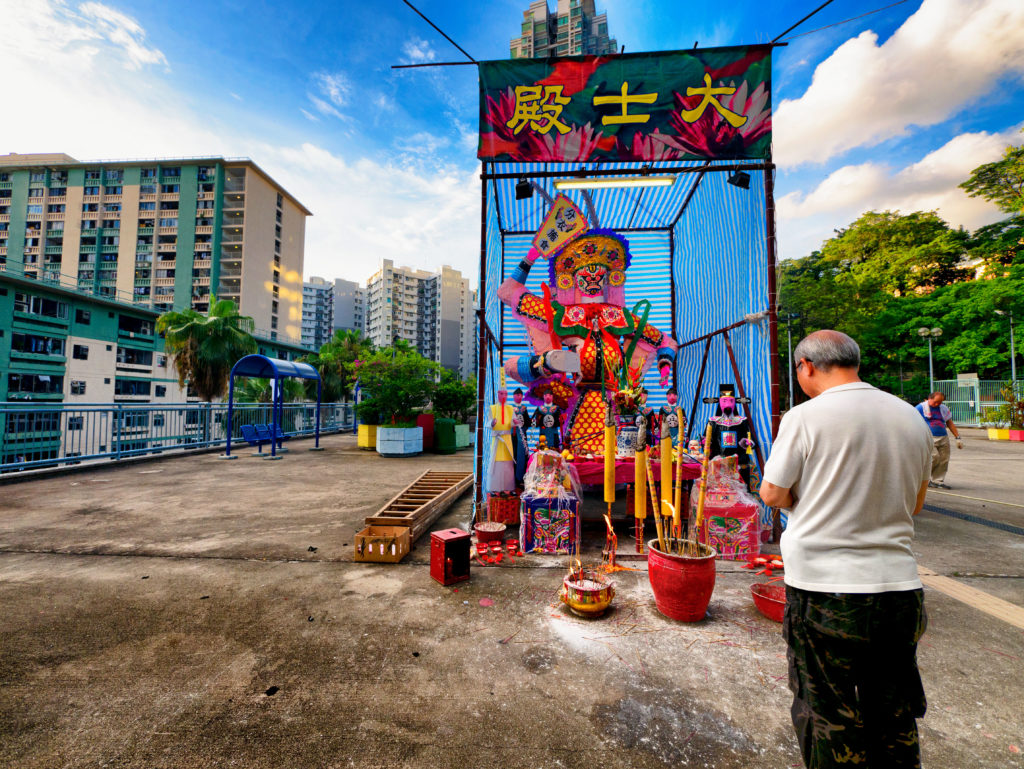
[1, 431, 1021, 768]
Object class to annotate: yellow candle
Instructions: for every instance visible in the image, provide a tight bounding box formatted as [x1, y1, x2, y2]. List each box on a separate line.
[603, 402, 615, 504]
[634, 447, 647, 519]
[660, 431, 673, 519]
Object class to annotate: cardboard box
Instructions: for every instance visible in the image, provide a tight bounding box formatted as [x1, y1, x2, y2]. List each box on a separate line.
[354, 525, 411, 563]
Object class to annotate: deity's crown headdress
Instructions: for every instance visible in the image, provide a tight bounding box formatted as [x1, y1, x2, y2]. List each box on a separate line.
[549, 229, 632, 292]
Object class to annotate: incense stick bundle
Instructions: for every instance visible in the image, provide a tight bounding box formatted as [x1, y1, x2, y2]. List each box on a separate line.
[690, 421, 714, 557]
[644, 449, 666, 553]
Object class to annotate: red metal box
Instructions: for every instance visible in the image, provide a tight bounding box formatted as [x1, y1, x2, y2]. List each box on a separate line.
[430, 528, 471, 586]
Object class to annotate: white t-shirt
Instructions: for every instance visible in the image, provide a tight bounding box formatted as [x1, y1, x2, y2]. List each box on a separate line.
[763, 382, 933, 593]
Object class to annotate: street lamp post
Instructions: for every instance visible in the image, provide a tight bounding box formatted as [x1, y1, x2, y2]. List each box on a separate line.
[782, 312, 799, 410]
[995, 309, 1016, 386]
[917, 326, 943, 393]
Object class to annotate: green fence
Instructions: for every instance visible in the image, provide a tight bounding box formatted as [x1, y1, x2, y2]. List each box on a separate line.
[933, 380, 1017, 427]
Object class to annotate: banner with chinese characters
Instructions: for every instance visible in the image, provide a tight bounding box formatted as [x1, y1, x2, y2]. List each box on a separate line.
[478, 46, 771, 162]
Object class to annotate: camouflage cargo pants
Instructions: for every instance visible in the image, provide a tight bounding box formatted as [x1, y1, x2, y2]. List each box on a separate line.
[783, 586, 927, 768]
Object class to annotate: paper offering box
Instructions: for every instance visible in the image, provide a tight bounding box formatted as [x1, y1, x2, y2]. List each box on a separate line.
[519, 493, 580, 555]
[691, 481, 760, 560]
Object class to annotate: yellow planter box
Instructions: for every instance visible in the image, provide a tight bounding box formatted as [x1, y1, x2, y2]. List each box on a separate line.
[358, 424, 378, 450]
[988, 428, 1010, 441]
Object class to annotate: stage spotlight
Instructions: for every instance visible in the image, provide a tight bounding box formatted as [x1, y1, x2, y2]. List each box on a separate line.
[727, 171, 750, 189]
[515, 178, 533, 200]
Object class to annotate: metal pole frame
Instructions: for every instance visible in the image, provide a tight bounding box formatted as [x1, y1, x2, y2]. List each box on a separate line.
[474, 169, 489, 516]
[764, 165, 782, 542]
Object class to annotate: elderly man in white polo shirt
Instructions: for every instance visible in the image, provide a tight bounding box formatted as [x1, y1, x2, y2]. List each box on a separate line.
[760, 330, 933, 769]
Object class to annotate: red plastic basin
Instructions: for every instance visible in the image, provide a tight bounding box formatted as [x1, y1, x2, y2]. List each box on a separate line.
[750, 582, 786, 623]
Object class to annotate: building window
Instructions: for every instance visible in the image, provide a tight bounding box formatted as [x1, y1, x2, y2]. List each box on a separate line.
[26, 205, 43, 215]
[104, 186, 122, 195]
[161, 184, 179, 194]
[155, 385, 166, 397]
[13, 292, 68, 319]
[28, 187, 45, 198]
[11, 332, 65, 356]
[158, 218, 178, 228]
[157, 354, 166, 367]
[85, 170, 101, 180]
[114, 379, 151, 396]
[162, 167, 181, 177]
[68, 416, 84, 430]
[73, 345, 89, 360]
[84, 186, 101, 196]
[140, 184, 157, 194]
[70, 380, 86, 395]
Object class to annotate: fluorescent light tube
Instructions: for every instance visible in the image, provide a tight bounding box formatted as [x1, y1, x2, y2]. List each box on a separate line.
[553, 175, 676, 190]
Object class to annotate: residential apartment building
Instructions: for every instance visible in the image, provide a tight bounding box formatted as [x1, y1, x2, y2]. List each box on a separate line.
[363, 260, 476, 379]
[0, 270, 307, 465]
[509, 0, 617, 59]
[301, 276, 334, 350]
[332, 278, 365, 334]
[0, 153, 310, 346]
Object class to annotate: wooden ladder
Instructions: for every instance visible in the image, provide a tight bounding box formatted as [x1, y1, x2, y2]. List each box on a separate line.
[364, 470, 474, 542]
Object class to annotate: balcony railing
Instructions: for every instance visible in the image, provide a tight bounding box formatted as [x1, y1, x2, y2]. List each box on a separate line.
[0, 401, 354, 473]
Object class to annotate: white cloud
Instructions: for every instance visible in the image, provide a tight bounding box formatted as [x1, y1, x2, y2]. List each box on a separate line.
[2, 0, 168, 72]
[0, 0, 481, 285]
[78, 1, 168, 70]
[313, 71, 351, 108]
[775, 0, 1024, 167]
[401, 37, 436, 64]
[777, 125, 1021, 257]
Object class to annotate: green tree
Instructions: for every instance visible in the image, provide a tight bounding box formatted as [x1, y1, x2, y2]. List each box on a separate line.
[432, 371, 477, 422]
[960, 134, 1024, 214]
[156, 298, 257, 402]
[355, 349, 439, 425]
[778, 210, 1024, 404]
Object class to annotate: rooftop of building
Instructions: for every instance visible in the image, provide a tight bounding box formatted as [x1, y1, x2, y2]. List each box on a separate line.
[0, 270, 308, 353]
[0, 430, 1020, 767]
[0, 152, 313, 217]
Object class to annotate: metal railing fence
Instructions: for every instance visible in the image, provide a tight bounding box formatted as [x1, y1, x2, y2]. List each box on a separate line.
[933, 379, 1018, 427]
[0, 401, 353, 474]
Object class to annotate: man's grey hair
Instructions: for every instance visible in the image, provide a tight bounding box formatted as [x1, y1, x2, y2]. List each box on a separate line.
[793, 330, 860, 372]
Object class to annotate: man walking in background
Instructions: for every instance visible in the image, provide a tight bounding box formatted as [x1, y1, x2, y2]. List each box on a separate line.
[916, 391, 963, 489]
[760, 330, 934, 769]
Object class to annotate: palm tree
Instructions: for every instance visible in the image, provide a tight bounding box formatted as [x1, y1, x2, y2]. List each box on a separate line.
[233, 377, 305, 404]
[157, 298, 257, 402]
[300, 329, 373, 402]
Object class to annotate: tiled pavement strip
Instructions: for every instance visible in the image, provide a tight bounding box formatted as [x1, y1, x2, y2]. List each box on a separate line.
[918, 565, 1024, 631]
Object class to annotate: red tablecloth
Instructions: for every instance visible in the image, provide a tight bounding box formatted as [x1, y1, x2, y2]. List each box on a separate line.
[571, 458, 702, 486]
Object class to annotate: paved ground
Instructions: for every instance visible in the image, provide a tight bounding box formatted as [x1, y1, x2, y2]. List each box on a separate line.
[0, 429, 1021, 768]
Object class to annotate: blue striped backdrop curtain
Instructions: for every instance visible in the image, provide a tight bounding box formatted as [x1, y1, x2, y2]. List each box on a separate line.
[672, 169, 773, 454]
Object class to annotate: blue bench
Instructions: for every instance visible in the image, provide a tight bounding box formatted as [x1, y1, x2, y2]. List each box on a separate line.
[240, 424, 269, 453]
[239, 424, 290, 454]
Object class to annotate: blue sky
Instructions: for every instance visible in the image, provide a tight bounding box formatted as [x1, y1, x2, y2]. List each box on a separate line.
[2, 0, 1022, 284]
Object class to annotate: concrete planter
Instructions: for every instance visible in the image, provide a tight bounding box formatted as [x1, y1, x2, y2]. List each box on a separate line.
[376, 426, 423, 457]
[988, 428, 1011, 441]
[1009, 429, 1024, 442]
[358, 424, 378, 451]
[454, 424, 471, 450]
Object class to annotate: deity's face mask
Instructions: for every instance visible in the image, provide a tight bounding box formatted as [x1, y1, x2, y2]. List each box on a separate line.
[497, 389, 508, 406]
[575, 264, 607, 297]
[513, 391, 523, 404]
[719, 395, 735, 413]
[667, 392, 677, 405]
[544, 392, 554, 405]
